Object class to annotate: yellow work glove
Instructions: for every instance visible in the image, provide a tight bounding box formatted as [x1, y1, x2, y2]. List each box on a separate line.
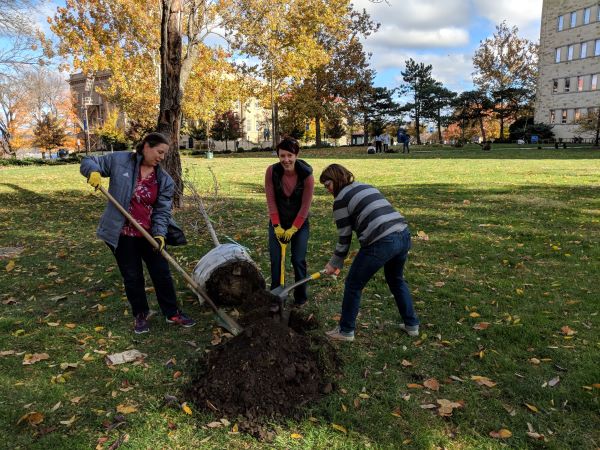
[273, 224, 285, 241]
[87, 171, 102, 190]
[282, 226, 298, 243]
[154, 236, 165, 252]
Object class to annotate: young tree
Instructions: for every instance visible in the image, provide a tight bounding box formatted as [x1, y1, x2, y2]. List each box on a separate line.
[400, 58, 436, 145]
[574, 108, 600, 147]
[33, 113, 66, 159]
[421, 82, 456, 143]
[210, 110, 242, 151]
[472, 21, 538, 140]
[325, 115, 345, 146]
[95, 110, 129, 151]
[452, 90, 494, 144]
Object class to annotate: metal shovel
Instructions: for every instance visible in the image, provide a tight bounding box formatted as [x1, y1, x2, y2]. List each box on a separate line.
[98, 186, 243, 336]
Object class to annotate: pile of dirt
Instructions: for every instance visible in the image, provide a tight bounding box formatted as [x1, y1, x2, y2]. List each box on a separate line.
[186, 267, 340, 437]
[187, 317, 336, 419]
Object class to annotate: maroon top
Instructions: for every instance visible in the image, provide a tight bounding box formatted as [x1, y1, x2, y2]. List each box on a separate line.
[264, 165, 314, 229]
[121, 168, 158, 237]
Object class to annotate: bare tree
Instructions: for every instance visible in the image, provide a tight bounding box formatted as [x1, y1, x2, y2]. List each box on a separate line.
[0, 74, 27, 156]
[0, 0, 43, 76]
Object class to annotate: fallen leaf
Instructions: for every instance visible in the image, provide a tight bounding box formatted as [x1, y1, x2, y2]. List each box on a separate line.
[473, 322, 490, 330]
[173, 371, 182, 379]
[50, 401, 62, 412]
[423, 378, 440, 391]
[6, 260, 15, 272]
[70, 396, 83, 404]
[490, 429, 512, 439]
[59, 415, 77, 426]
[182, 402, 193, 415]
[417, 230, 429, 240]
[420, 403, 437, 409]
[206, 421, 222, 428]
[22, 353, 50, 365]
[401, 359, 413, 367]
[437, 399, 463, 417]
[17, 411, 44, 426]
[471, 375, 497, 387]
[560, 326, 576, 336]
[407, 383, 424, 389]
[64, 323, 77, 329]
[391, 407, 402, 417]
[548, 376, 560, 387]
[469, 312, 480, 318]
[331, 423, 347, 433]
[0, 350, 16, 357]
[358, 393, 370, 399]
[529, 357, 541, 365]
[290, 433, 303, 439]
[46, 322, 60, 327]
[525, 403, 539, 413]
[434, 281, 445, 287]
[116, 404, 137, 414]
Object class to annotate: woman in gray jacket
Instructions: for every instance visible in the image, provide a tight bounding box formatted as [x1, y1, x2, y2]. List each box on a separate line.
[80, 132, 195, 334]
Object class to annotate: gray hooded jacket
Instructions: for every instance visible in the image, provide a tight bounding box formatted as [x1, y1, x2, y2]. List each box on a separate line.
[80, 151, 175, 249]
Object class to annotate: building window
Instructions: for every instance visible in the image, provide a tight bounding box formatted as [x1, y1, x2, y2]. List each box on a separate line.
[584, 7, 591, 24]
[592, 74, 598, 90]
[556, 47, 562, 62]
[596, 40, 600, 56]
[568, 45, 574, 60]
[557, 15, 564, 30]
[570, 11, 577, 27]
[550, 110, 555, 123]
[561, 110, 568, 123]
[581, 42, 588, 58]
[553, 79, 558, 93]
[575, 109, 582, 120]
[578, 76, 584, 91]
[564, 78, 571, 92]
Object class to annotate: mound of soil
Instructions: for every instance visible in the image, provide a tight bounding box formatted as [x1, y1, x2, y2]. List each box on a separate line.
[187, 317, 337, 418]
[186, 266, 340, 437]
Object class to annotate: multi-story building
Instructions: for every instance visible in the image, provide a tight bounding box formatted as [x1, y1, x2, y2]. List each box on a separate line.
[535, 1, 600, 140]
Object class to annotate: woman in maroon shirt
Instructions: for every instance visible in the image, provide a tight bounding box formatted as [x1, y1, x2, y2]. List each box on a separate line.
[264, 137, 314, 307]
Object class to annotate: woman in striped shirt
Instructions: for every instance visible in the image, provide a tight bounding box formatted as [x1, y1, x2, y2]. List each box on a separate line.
[320, 164, 419, 341]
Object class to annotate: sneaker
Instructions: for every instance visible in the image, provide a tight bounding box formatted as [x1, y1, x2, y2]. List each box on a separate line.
[325, 326, 355, 342]
[166, 311, 196, 328]
[134, 312, 149, 334]
[399, 323, 419, 337]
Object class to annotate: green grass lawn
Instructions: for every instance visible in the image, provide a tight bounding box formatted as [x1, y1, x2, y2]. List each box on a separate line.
[1, 145, 599, 449]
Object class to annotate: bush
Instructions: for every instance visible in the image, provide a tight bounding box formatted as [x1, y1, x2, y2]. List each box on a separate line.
[237, 147, 245, 152]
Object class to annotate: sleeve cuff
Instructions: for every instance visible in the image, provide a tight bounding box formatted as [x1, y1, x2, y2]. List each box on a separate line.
[328, 255, 344, 270]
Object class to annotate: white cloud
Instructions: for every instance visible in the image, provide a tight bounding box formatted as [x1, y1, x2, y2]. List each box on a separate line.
[473, 0, 543, 29]
[369, 26, 469, 49]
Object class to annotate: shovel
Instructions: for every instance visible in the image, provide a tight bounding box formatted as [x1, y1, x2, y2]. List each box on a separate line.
[97, 186, 243, 336]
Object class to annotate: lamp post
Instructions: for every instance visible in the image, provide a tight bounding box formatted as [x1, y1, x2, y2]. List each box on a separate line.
[82, 73, 95, 154]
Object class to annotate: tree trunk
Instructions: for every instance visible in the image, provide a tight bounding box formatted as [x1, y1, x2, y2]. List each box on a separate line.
[273, 101, 280, 147]
[595, 109, 600, 147]
[437, 107, 443, 143]
[479, 117, 487, 142]
[415, 111, 421, 145]
[158, 0, 183, 207]
[315, 114, 321, 147]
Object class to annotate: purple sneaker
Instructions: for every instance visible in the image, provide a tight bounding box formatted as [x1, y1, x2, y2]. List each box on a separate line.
[166, 311, 196, 328]
[134, 312, 149, 334]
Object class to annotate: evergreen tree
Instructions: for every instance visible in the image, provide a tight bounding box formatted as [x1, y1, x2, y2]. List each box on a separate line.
[400, 58, 436, 145]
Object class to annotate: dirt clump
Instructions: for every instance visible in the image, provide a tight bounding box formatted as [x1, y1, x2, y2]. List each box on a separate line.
[205, 261, 266, 308]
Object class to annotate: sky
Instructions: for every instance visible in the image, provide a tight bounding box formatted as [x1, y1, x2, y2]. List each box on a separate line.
[355, 0, 543, 92]
[22, 0, 544, 93]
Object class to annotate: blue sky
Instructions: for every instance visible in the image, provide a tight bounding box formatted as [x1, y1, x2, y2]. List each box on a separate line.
[356, 0, 543, 92]
[24, 0, 543, 93]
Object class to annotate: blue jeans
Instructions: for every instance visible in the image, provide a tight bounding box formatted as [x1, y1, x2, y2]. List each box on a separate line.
[339, 229, 419, 333]
[268, 220, 309, 304]
[111, 235, 179, 317]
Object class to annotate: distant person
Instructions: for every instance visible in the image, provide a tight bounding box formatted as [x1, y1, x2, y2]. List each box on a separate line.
[401, 133, 410, 154]
[366, 142, 376, 154]
[319, 164, 419, 342]
[383, 133, 390, 152]
[264, 137, 315, 308]
[80, 132, 195, 334]
[375, 134, 383, 153]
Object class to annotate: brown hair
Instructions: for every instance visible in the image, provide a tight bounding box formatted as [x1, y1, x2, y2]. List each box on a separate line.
[135, 132, 171, 154]
[319, 163, 354, 197]
[276, 136, 300, 155]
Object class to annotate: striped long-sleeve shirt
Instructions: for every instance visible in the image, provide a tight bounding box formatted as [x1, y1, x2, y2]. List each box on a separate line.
[329, 182, 407, 269]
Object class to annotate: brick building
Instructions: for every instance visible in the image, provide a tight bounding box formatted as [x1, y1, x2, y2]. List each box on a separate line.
[534, 0, 600, 140]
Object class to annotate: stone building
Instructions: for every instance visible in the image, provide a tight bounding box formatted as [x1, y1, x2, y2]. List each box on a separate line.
[534, 0, 600, 140]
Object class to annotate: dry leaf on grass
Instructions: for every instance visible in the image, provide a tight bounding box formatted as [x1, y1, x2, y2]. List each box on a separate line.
[331, 423, 347, 433]
[290, 433, 303, 439]
[437, 399, 463, 417]
[17, 411, 44, 426]
[489, 429, 512, 439]
[407, 383, 424, 389]
[423, 378, 440, 391]
[401, 359, 413, 367]
[181, 402, 193, 415]
[473, 322, 490, 330]
[560, 325, 576, 336]
[116, 404, 137, 414]
[60, 415, 77, 426]
[471, 375, 497, 387]
[22, 353, 50, 365]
